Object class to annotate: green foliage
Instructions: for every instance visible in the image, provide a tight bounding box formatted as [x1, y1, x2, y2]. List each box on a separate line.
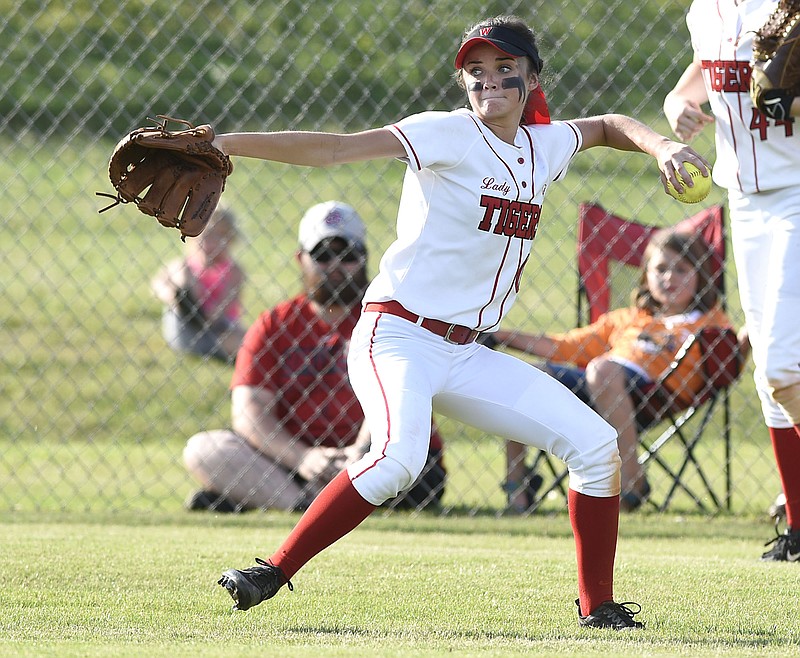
[0, 0, 694, 133]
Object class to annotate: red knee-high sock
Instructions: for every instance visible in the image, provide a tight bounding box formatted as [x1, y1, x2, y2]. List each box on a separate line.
[569, 489, 619, 616]
[769, 426, 800, 529]
[270, 470, 378, 579]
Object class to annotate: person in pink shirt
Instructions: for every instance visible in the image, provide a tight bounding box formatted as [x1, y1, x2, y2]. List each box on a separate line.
[151, 205, 246, 362]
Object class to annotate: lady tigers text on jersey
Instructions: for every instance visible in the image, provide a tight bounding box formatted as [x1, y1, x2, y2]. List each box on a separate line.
[476, 194, 541, 239]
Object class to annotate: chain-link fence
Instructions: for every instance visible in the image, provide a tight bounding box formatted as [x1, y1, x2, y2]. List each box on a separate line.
[0, 0, 779, 516]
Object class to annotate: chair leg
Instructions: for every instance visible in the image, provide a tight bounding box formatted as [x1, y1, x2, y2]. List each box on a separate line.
[724, 388, 732, 511]
[672, 432, 721, 509]
[647, 399, 723, 512]
[660, 444, 716, 512]
[650, 445, 710, 513]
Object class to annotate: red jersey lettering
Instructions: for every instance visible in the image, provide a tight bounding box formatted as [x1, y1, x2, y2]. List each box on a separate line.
[701, 59, 795, 139]
[477, 195, 503, 231]
[700, 59, 751, 92]
[477, 194, 540, 240]
[749, 108, 795, 140]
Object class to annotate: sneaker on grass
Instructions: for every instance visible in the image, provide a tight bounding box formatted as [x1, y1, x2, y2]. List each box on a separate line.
[185, 489, 240, 513]
[761, 526, 800, 562]
[576, 599, 645, 630]
[218, 558, 293, 610]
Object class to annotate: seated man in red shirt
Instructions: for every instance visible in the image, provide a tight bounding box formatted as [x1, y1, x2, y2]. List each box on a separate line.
[183, 201, 446, 512]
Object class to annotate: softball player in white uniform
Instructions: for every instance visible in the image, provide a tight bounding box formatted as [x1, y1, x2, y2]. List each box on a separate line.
[216, 15, 707, 628]
[665, 0, 800, 561]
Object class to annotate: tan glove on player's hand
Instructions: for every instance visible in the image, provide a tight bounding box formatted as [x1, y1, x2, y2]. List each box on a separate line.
[98, 116, 233, 240]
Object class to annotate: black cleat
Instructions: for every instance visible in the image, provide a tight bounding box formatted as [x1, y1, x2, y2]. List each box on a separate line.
[761, 525, 800, 562]
[503, 467, 544, 514]
[218, 558, 293, 610]
[576, 599, 645, 630]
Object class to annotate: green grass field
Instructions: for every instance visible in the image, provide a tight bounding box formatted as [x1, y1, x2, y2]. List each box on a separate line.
[2, 513, 799, 657]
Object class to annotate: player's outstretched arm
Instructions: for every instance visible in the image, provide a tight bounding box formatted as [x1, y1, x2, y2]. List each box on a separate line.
[213, 129, 406, 167]
[573, 114, 710, 195]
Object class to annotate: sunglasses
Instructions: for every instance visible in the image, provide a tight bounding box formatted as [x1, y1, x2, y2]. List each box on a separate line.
[308, 241, 366, 264]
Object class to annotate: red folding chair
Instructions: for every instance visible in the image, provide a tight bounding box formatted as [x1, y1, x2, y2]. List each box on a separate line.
[577, 202, 725, 323]
[528, 202, 743, 512]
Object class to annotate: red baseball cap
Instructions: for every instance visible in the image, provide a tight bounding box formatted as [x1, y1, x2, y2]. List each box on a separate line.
[454, 25, 542, 72]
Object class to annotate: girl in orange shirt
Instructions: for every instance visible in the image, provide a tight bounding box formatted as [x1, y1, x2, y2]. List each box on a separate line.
[493, 230, 732, 511]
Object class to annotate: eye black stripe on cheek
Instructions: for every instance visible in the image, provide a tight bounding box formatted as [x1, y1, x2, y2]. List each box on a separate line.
[501, 76, 526, 101]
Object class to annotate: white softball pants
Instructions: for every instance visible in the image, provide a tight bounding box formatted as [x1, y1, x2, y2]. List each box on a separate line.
[729, 186, 800, 427]
[346, 311, 620, 505]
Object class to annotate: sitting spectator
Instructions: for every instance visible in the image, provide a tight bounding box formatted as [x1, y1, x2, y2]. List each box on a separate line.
[151, 205, 246, 363]
[492, 230, 733, 511]
[183, 201, 446, 512]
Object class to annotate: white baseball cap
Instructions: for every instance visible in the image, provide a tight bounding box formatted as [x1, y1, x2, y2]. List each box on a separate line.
[298, 201, 366, 252]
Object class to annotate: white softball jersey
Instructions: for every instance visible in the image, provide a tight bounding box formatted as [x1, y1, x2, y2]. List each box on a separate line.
[364, 108, 581, 329]
[346, 108, 618, 502]
[687, 0, 800, 194]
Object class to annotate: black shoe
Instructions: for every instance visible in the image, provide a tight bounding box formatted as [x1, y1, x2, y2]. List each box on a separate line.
[576, 599, 645, 630]
[525, 472, 544, 507]
[761, 525, 800, 562]
[185, 489, 240, 513]
[218, 558, 293, 611]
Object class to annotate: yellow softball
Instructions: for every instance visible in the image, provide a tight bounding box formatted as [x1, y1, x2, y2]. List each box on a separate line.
[666, 163, 711, 204]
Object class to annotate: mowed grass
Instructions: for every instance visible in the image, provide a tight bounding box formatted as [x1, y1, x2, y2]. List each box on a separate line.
[1, 512, 799, 657]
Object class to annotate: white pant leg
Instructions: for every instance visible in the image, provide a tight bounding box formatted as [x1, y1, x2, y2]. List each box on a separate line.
[346, 311, 620, 503]
[435, 343, 620, 497]
[730, 187, 800, 427]
[346, 313, 451, 505]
